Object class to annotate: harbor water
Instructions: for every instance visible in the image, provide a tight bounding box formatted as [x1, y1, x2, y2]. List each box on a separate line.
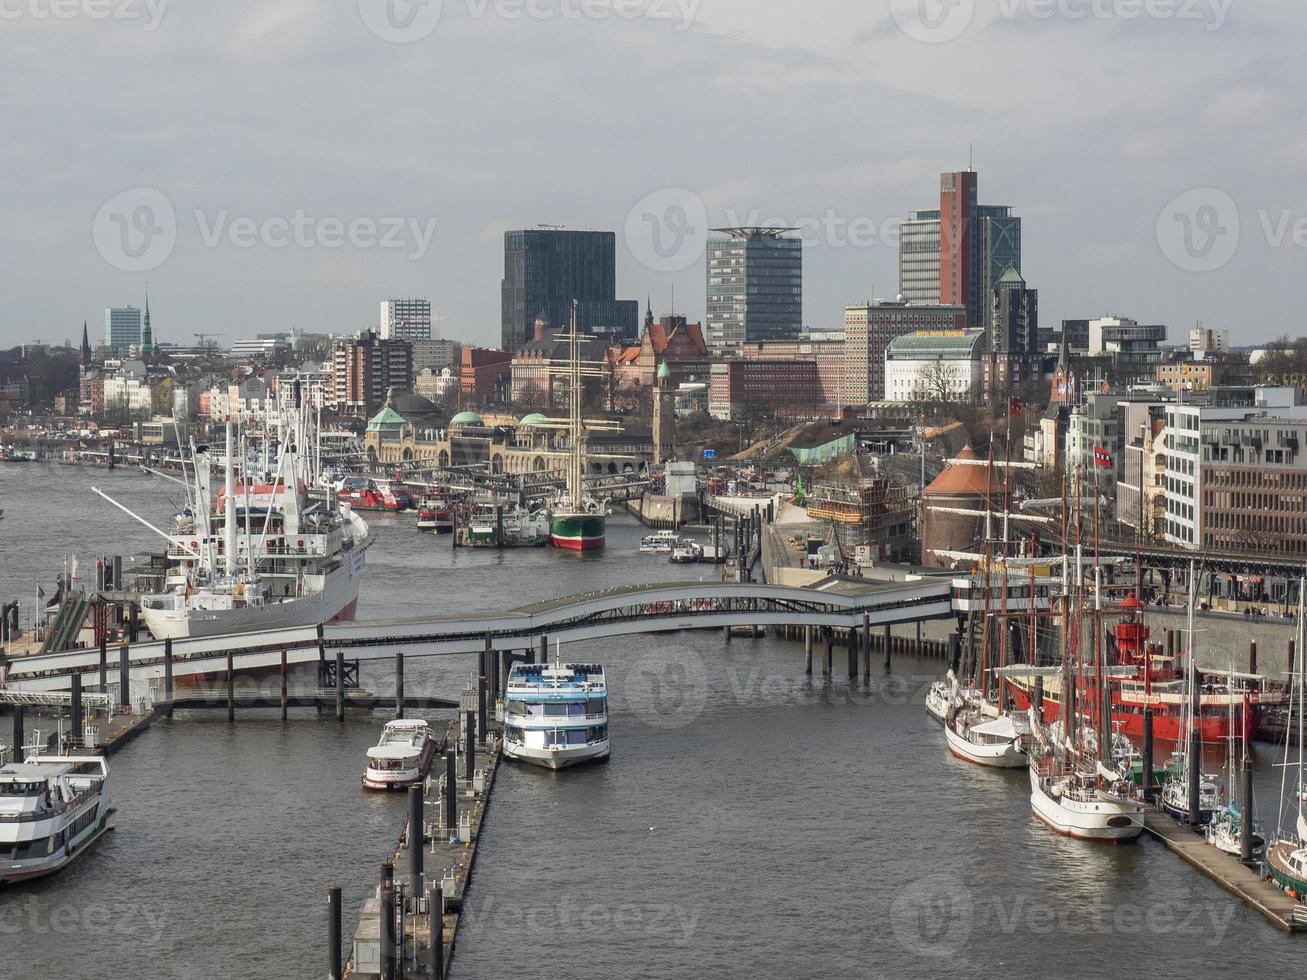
[0, 465, 1302, 979]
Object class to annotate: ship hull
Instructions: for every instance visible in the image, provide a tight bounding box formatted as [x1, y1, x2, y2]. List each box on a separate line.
[141, 545, 367, 640]
[1009, 684, 1264, 742]
[944, 720, 1027, 768]
[550, 514, 605, 552]
[1029, 768, 1145, 843]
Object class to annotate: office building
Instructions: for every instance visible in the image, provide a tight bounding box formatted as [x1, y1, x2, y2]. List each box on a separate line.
[884, 330, 986, 403]
[1190, 327, 1230, 354]
[104, 306, 143, 353]
[380, 298, 432, 342]
[898, 170, 1022, 329]
[501, 229, 638, 350]
[705, 227, 803, 350]
[843, 301, 968, 404]
[1162, 389, 1307, 553]
[983, 269, 1040, 397]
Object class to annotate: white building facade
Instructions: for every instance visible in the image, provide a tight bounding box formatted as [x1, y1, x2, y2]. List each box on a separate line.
[380, 298, 432, 342]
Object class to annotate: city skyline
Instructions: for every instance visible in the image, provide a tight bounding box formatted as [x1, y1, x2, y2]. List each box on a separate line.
[4, 5, 1302, 349]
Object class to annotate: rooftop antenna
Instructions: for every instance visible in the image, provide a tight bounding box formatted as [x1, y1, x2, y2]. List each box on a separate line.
[968, 143, 974, 172]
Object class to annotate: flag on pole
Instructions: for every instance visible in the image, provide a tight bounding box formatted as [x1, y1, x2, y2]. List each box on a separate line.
[1093, 446, 1113, 469]
[1009, 397, 1022, 418]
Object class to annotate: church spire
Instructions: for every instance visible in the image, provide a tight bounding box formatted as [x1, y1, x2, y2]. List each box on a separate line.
[80, 321, 91, 367]
[644, 295, 654, 331]
[141, 283, 154, 354]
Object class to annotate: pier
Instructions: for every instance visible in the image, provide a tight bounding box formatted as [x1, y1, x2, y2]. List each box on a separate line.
[1142, 812, 1307, 934]
[336, 666, 505, 980]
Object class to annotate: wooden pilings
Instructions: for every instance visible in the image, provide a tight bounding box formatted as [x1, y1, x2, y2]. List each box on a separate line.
[335, 649, 345, 722]
[846, 628, 857, 682]
[861, 615, 871, 682]
[70, 674, 83, 747]
[279, 650, 288, 720]
[395, 652, 405, 720]
[327, 886, 342, 980]
[12, 707, 23, 764]
[226, 651, 235, 722]
[804, 626, 813, 676]
[164, 638, 174, 703]
[408, 785, 424, 886]
[118, 643, 130, 711]
[882, 624, 892, 670]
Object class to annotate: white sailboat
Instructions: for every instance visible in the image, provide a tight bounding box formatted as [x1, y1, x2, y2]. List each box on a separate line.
[1267, 581, 1307, 894]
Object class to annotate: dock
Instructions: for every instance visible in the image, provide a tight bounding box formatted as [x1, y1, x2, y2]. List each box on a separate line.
[1142, 811, 1307, 933]
[339, 656, 510, 980]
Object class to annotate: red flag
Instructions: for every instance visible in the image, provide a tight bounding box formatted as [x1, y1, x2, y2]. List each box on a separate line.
[1093, 446, 1113, 469]
[1009, 397, 1022, 417]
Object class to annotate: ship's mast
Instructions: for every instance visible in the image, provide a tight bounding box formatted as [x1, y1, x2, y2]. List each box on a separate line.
[568, 299, 583, 508]
[224, 419, 237, 577]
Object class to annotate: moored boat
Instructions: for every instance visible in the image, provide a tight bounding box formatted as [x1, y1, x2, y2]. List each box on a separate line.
[362, 720, 439, 791]
[945, 709, 1029, 768]
[0, 755, 113, 885]
[502, 660, 610, 770]
[640, 530, 677, 554]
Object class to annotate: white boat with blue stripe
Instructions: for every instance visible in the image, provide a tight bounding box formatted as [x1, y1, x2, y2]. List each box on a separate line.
[503, 659, 610, 770]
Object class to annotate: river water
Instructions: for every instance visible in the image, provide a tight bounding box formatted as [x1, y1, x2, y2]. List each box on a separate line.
[0, 465, 1302, 979]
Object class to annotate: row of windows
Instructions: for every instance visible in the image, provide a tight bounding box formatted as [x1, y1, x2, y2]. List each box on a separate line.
[506, 698, 606, 718]
[502, 725, 609, 746]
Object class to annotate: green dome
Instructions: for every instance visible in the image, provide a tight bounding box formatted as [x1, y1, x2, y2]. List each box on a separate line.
[518, 413, 548, 426]
[656, 361, 671, 382]
[450, 410, 484, 426]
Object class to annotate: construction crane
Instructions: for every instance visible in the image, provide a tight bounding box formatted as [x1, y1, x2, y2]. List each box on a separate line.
[193, 332, 222, 351]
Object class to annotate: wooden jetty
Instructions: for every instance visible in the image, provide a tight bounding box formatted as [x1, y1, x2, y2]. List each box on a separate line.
[1142, 811, 1307, 933]
[337, 643, 514, 980]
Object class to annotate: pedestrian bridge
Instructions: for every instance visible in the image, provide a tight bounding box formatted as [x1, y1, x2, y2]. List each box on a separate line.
[3, 577, 955, 693]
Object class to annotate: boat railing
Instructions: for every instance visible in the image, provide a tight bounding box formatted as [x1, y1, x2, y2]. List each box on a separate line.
[0, 785, 101, 823]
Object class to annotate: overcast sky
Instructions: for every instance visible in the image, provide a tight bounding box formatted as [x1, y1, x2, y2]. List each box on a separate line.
[3, 0, 1303, 350]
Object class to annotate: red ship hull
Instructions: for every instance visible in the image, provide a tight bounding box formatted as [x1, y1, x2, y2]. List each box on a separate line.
[1008, 685, 1267, 742]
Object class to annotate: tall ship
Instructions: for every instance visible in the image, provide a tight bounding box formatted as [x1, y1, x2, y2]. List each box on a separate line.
[96, 387, 371, 639]
[545, 300, 616, 552]
[502, 659, 610, 769]
[0, 755, 113, 885]
[1268, 585, 1307, 896]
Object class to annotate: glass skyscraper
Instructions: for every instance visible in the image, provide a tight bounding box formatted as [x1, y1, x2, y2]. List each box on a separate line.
[104, 306, 142, 353]
[897, 171, 1022, 330]
[705, 228, 802, 350]
[500, 229, 638, 351]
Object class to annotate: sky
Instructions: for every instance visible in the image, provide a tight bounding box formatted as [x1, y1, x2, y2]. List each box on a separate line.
[3, 0, 1305, 350]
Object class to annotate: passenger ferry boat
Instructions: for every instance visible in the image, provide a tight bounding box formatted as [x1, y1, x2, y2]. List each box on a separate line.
[417, 492, 455, 534]
[640, 530, 677, 554]
[362, 720, 439, 791]
[0, 755, 113, 885]
[669, 538, 705, 564]
[502, 660, 610, 770]
[340, 479, 413, 513]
